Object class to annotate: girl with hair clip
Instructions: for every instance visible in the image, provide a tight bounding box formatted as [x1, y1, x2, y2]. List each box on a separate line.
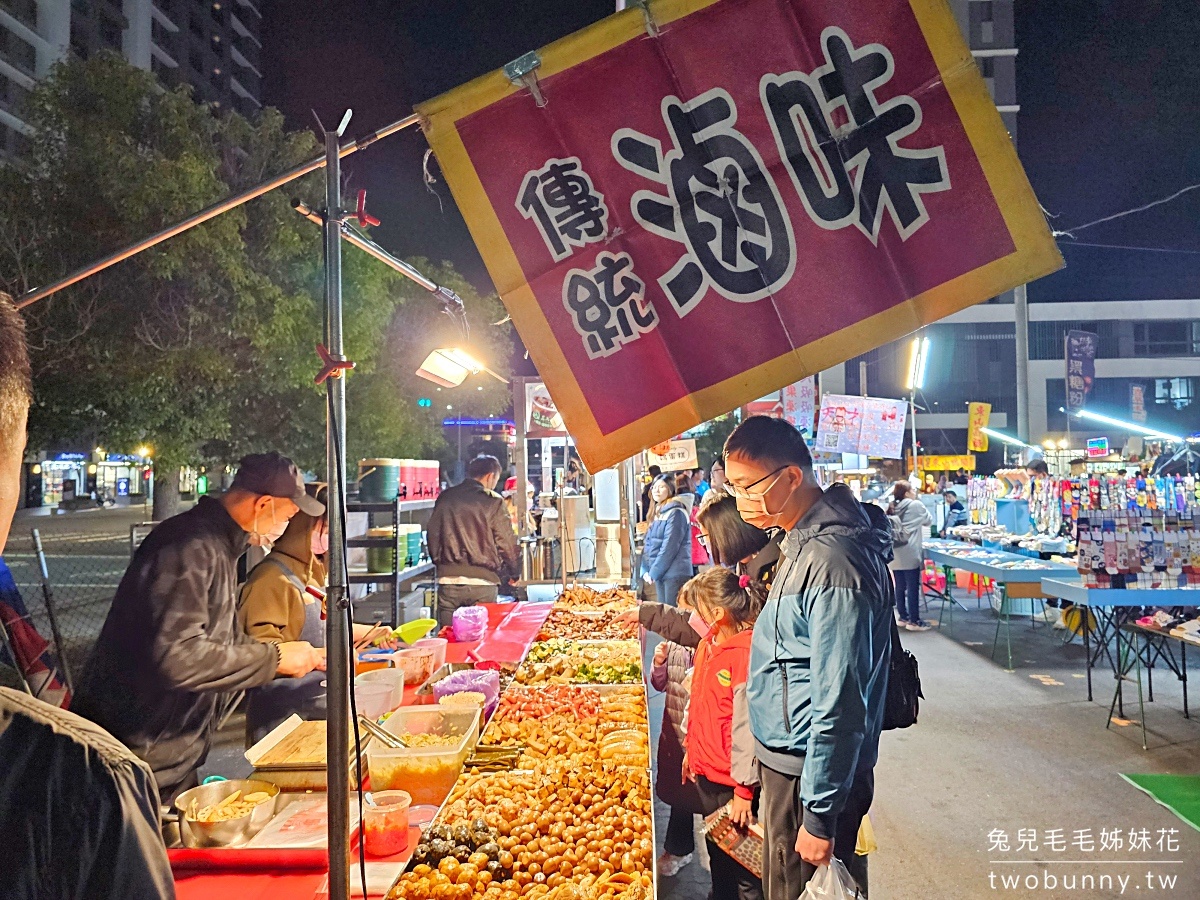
[682, 567, 767, 900]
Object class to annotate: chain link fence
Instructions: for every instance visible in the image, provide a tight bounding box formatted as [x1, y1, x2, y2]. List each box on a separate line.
[1, 510, 150, 691]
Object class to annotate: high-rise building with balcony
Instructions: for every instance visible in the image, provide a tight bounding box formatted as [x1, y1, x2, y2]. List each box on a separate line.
[0, 0, 262, 162]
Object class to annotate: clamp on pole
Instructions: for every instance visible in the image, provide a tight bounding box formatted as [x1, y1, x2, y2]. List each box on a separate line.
[504, 51, 547, 108]
[315, 343, 355, 384]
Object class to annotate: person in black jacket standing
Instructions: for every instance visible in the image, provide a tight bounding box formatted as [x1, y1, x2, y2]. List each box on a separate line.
[73, 453, 327, 803]
[428, 455, 520, 627]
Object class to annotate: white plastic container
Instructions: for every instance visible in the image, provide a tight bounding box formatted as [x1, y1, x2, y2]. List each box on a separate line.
[355, 669, 403, 710]
[366, 706, 479, 807]
[411, 637, 447, 670]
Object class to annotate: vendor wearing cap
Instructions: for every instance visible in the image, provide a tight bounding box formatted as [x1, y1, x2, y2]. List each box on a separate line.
[237, 483, 395, 744]
[74, 452, 329, 802]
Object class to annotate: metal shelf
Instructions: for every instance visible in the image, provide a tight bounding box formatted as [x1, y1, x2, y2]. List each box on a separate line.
[347, 561, 434, 585]
[347, 499, 435, 514]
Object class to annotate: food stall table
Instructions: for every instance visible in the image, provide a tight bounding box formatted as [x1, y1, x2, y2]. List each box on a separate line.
[1040, 578, 1200, 749]
[923, 539, 1076, 667]
[173, 600, 552, 899]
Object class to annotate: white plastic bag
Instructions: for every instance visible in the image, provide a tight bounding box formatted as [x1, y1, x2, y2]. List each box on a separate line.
[801, 858, 861, 899]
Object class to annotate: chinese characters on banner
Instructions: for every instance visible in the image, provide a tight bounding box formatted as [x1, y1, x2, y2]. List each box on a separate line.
[922, 454, 975, 471]
[782, 377, 818, 436]
[1130, 384, 1147, 423]
[646, 439, 700, 472]
[816, 394, 908, 458]
[418, 0, 1062, 470]
[967, 402, 991, 452]
[1065, 330, 1098, 412]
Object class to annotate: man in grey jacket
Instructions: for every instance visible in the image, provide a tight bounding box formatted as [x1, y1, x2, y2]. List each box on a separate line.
[723, 416, 893, 899]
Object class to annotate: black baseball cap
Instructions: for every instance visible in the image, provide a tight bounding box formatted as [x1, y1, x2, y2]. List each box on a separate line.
[231, 452, 326, 515]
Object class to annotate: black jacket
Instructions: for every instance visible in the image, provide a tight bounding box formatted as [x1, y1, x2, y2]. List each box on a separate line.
[0, 687, 175, 899]
[73, 497, 278, 800]
[428, 479, 519, 583]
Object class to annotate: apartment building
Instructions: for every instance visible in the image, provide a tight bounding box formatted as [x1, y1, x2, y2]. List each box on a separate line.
[0, 0, 262, 161]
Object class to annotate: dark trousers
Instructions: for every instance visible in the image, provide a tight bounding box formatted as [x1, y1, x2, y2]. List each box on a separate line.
[759, 762, 872, 900]
[436, 583, 498, 628]
[655, 574, 688, 608]
[695, 775, 765, 900]
[893, 568, 922, 624]
[663, 805, 696, 857]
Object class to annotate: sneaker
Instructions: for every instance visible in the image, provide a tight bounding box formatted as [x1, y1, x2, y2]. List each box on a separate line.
[897, 618, 913, 628]
[657, 852, 693, 878]
[906, 620, 933, 632]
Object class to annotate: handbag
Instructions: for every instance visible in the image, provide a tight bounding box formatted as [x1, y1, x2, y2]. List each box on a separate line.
[882, 615, 923, 730]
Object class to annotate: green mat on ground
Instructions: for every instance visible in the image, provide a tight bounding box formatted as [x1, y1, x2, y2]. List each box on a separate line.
[1121, 774, 1200, 833]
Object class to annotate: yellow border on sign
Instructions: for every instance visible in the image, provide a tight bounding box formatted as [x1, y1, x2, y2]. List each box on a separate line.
[418, 0, 1062, 471]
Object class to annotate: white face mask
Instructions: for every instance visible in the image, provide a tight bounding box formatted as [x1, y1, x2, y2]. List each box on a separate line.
[248, 498, 288, 548]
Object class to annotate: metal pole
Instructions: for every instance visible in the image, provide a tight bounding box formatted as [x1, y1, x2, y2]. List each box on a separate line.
[911, 389, 919, 478]
[1014, 283, 1031, 442]
[859, 360, 868, 397]
[293, 202, 439, 292]
[323, 122, 352, 900]
[32, 528, 73, 694]
[17, 114, 422, 309]
[514, 378, 529, 538]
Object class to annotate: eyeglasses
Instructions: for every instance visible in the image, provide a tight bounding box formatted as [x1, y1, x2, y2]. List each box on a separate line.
[723, 466, 787, 501]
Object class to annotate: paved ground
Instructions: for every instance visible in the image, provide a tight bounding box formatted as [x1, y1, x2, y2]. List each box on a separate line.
[648, 592, 1200, 899]
[1, 506, 154, 686]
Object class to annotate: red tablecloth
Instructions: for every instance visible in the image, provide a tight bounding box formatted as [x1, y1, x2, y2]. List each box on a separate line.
[173, 601, 552, 899]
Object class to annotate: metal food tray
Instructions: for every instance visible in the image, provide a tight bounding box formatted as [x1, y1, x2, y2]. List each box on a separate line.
[403, 764, 657, 898]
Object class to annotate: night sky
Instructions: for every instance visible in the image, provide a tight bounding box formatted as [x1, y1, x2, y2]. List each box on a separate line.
[261, 0, 1200, 329]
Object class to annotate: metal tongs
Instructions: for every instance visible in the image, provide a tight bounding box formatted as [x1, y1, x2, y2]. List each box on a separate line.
[357, 715, 407, 749]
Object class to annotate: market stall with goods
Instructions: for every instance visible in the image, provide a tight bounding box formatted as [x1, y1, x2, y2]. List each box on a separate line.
[169, 585, 656, 900]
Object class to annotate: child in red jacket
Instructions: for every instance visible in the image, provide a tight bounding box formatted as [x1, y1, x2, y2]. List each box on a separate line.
[682, 567, 765, 900]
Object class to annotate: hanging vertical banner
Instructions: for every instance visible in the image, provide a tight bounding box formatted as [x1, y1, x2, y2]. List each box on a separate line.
[782, 376, 818, 436]
[967, 401, 991, 451]
[1130, 383, 1147, 423]
[418, 0, 1062, 471]
[1065, 330, 1098, 412]
[816, 394, 907, 458]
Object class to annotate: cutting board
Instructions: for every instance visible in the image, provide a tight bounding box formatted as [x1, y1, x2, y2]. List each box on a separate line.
[254, 721, 331, 769]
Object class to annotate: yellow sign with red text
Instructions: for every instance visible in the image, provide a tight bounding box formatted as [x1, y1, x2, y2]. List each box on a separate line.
[967, 402, 991, 452]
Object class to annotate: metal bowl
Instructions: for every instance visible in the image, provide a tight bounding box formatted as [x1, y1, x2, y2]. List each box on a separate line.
[175, 779, 280, 848]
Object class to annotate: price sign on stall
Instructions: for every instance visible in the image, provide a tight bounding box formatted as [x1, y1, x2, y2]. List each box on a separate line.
[1087, 437, 1109, 459]
[419, 0, 1061, 470]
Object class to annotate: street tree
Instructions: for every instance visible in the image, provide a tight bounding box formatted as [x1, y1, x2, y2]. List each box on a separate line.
[0, 53, 512, 518]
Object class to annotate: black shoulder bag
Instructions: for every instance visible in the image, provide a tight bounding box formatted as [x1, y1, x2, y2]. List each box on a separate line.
[883, 601, 923, 730]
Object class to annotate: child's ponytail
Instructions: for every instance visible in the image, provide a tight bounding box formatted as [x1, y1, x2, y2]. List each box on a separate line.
[686, 567, 765, 630]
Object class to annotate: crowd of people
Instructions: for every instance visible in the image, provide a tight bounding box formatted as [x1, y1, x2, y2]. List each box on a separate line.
[0, 278, 917, 899]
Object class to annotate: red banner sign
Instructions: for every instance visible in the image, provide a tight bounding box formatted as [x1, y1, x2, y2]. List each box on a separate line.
[419, 0, 1061, 470]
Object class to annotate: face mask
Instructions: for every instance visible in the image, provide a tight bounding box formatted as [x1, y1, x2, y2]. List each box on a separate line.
[311, 525, 329, 556]
[248, 498, 287, 548]
[689, 610, 715, 640]
[736, 470, 799, 528]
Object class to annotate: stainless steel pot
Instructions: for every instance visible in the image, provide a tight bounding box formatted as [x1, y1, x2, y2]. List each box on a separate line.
[174, 779, 280, 848]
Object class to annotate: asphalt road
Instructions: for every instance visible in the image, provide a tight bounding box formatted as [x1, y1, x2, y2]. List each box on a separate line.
[3, 506, 156, 683]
